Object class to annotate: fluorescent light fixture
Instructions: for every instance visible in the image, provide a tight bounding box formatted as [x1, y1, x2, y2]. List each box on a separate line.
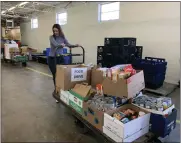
[19, 2, 29, 6]
[1, 11, 5, 14]
[8, 6, 16, 11]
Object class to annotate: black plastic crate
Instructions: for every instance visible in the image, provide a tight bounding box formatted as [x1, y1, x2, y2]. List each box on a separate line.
[135, 46, 143, 59]
[97, 46, 105, 54]
[104, 37, 136, 47]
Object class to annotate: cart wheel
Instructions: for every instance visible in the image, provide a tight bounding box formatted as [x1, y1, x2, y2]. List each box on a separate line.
[4, 59, 8, 63]
[74, 119, 89, 134]
[149, 137, 162, 143]
[22, 62, 27, 67]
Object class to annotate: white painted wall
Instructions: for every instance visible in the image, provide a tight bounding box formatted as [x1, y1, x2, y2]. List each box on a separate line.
[20, 2, 180, 84]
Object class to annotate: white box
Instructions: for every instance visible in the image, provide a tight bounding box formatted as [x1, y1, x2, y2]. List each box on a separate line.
[104, 104, 150, 139]
[103, 126, 149, 142]
[4, 44, 18, 59]
[60, 90, 69, 105]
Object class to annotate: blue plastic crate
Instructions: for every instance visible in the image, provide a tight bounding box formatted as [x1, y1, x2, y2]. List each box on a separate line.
[133, 57, 167, 74]
[63, 56, 71, 65]
[150, 109, 177, 138]
[144, 73, 165, 89]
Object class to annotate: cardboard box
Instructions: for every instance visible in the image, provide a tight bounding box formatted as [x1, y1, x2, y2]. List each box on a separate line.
[60, 90, 69, 105]
[91, 68, 104, 88]
[133, 103, 175, 116]
[9, 47, 20, 53]
[83, 101, 104, 131]
[72, 83, 91, 99]
[103, 70, 145, 98]
[103, 125, 149, 142]
[68, 89, 90, 115]
[56, 65, 91, 92]
[104, 104, 150, 139]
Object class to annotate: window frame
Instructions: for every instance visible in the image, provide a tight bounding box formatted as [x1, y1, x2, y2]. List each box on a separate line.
[31, 17, 38, 29]
[98, 2, 120, 22]
[56, 12, 67, 26]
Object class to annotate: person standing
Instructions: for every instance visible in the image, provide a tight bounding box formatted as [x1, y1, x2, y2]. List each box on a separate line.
[48, 24, 80, 103]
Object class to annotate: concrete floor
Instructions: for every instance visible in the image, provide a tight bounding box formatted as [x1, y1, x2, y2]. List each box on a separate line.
[1, 62, 180, 142]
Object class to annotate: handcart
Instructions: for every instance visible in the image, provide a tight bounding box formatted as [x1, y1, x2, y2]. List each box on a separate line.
[9, 51, 28, 67]
[54, 46, 163, 143]
[58, 97, 162, 143]
[61, 45, 85, 65]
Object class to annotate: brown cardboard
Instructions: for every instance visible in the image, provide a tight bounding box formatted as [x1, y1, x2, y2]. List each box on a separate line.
[55, 65, 91, 92]
[102, 70, 145, 98]
[91, 68, 104, 88]
[72, 83, 91, 98]
[83, 101, 104, 131]
[106, 104, 150, 116]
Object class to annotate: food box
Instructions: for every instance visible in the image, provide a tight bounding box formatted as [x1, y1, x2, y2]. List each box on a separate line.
[60, 90, 69, 105]
[104, 104, 150, 139]
[56, 65, 91, 92]
[133, 103, 175, 116]
[83, 101, 105, 131]
[102, 70, 145, 98]
[68, 89, 90, 116]
[103, 125, 149, 142]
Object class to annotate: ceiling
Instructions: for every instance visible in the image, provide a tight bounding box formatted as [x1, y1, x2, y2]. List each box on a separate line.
[1, 1, 74, 26]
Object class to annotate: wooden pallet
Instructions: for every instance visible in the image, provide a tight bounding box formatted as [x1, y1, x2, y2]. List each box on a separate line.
[143, 82, 177, 96]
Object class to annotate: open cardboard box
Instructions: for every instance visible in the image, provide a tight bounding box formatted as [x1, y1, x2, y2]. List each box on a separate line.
[104, 104, 150, 139]
[102, 70, 145, 98]
[83, 96, 114, 131]
[69, 83, 94, 115]
[56, 64, 92, 93]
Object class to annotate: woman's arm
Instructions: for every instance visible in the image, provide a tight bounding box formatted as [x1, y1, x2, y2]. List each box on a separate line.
[64, 37, 72, 47]
[49, 35, 62, 48]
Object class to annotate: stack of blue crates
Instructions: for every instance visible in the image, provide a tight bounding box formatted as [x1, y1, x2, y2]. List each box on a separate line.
[46, 48, 71, 65]
[133, 57, 167, 89]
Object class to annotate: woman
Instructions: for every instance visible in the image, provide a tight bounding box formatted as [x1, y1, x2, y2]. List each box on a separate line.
[48, 24, 80, 102]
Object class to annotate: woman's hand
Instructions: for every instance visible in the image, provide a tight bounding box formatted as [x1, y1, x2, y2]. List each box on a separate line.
[75, 44, 81, 47]
[61, 43, 66, 47]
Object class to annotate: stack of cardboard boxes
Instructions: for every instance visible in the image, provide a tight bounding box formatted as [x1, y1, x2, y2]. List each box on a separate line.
[55, 64, 176, 142]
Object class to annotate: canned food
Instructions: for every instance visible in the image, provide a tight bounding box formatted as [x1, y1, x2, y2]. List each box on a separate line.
[139, 103, 144, 107]
[156, 105, 164, 111]
[145, 104, 151, 109]
[162, 102, 168, 110]
[121, 117, 130, 124]
[151, 104, 157, 110]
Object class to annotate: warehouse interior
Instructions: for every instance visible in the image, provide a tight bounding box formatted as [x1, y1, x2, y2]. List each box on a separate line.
[1, 1, 180, 143]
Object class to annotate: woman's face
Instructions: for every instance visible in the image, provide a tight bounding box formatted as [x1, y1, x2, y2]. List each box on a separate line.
[53, 28, 59, 36]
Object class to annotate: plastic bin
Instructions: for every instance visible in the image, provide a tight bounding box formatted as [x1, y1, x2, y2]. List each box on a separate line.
[150, 109, 177, 138]
[63, 56, 71, 65]
[133, 57, 167, 74]
[144, 73, 165, 89]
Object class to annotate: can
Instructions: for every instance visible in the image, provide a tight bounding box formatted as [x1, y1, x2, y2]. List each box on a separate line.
[139, 103, 144, 107]
[121, 118, 130, 124]
[163, 98, 172, 107]
[156, 105, 164, 111]
[162, 101, 168, 110]
[145, 103, 151, 109]
[151, 103, 157, 110]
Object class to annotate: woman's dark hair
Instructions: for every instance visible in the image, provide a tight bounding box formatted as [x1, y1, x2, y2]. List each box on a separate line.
[52, 24, 65, 38]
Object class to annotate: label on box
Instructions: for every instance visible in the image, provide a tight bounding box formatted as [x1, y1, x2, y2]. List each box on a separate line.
[71, 68, 87, 82]
[60, 90, 69, 105]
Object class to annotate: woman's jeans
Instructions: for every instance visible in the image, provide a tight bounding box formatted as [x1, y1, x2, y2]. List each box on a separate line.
[48, 56, 64, 88]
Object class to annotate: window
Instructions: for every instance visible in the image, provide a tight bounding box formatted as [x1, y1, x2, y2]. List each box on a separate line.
[98, 2, 120, 22]
[56, 12, 67, 25]
[31, 18, 38, 29]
